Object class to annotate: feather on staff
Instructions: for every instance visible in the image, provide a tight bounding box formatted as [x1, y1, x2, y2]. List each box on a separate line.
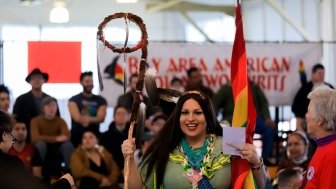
[144, 68, 160, 107]
[157, 88, 182, 103]
[135, 102, 146, 148]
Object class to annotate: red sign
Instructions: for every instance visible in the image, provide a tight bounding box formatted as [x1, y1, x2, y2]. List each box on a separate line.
[28, 41, 81, 83]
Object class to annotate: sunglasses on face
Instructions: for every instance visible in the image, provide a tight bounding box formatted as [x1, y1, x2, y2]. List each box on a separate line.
[7, 132, 17, 144]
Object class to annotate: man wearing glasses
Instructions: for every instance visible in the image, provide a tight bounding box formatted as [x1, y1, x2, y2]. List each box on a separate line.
[0, 110, 75, 189]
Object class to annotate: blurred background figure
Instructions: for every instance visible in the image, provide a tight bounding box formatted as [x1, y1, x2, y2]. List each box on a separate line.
[213, 80, 276, 165]
[0, 84, 10, 112]
[70, 131, 120, 189]
[185, 67, 214, 99]
[170, 77, 185, 93]
[149, 113, 167, 136]
[30, 96, 74, 178]
[13, 68, 59, 142]
[278, 132, 310, 172]
[274, 168, 303, 189]
[292, 63, 334, 132]
[0, 110, 74, 189]
[159, 77, 185, 117]
[100, 105, 130, 185]
[134, 132, 154, 164]
[68, 71, 107, 147]
[7, 120, 42, 178]
[116, 73, 155, 118]
[292, 64, 334, 159]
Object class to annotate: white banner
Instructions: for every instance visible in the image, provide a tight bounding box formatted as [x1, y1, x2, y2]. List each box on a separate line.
[98, 43, 322, 107]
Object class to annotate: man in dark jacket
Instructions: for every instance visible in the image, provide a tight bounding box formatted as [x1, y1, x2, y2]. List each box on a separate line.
[292, 63, 334, 131]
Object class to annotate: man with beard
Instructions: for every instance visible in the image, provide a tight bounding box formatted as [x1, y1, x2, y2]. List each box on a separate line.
[68, 71, 107, 147]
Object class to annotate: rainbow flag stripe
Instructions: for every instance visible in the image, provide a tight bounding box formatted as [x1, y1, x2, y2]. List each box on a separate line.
[230, 4, 258, 189]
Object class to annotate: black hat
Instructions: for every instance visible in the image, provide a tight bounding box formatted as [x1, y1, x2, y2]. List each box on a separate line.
[25, 68, 49, 83]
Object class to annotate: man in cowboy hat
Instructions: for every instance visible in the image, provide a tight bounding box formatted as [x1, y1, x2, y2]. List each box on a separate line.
[13, 68, 59, 142]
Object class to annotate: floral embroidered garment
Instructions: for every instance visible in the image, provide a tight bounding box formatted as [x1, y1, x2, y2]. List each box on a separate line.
[139, 136, 231, 189]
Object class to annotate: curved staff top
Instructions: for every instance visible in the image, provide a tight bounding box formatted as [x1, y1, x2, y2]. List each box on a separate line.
[97, 12, 148, 189]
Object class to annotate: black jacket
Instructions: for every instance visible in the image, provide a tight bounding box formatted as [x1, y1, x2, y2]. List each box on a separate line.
[292, 81, 334, 118]
[100, 121, 131, 169]
[0, 150, 70, 189]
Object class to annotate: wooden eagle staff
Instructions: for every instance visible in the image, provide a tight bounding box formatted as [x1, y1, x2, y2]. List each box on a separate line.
[97, 12, 148, 189]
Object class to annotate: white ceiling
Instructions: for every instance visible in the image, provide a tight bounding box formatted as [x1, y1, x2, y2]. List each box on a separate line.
[0, 0, 236, 27]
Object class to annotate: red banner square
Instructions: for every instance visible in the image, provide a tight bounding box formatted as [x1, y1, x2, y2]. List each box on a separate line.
[28, 41, 81, 83]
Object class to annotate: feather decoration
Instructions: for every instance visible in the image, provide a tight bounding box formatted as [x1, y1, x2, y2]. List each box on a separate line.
[96, 41, 104, 91]
[144, 68, 160, 107]
[158, 88, 182, 103]
[135, 102, 146, 147]
[123, 14, 129, 93]
[123, 61, 127, 93]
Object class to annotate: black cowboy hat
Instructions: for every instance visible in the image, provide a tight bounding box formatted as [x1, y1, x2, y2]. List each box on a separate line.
[25, 68, 49, 83]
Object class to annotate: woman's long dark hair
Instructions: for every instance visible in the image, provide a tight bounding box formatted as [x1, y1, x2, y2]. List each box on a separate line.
[141, 91, 222, 188]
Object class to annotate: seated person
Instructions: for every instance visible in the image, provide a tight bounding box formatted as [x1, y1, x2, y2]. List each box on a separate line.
[101, 105, 130, 170]
[278, 132, 310, 172]
[149, 113, 167, 136]
[30, 97, 74, 176]
[7, 120, 42, 178]
[70, 131, 120, 189]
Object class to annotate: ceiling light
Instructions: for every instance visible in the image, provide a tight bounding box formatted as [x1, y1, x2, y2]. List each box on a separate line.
[116, 0, 138, 3]
[49, 1, 69, 23]
[20, 0, 43, 7]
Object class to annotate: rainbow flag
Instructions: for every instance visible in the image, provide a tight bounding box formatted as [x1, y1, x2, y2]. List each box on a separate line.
[230, 3, 257, 189]
[298, 60, 307, 85]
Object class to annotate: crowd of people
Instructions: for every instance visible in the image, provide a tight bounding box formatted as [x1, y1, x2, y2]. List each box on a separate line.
[0, 63, 336, 189]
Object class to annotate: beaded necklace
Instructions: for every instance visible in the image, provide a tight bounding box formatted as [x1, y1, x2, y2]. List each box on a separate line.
[181, 138, 209, 171]
[180, 135, 215, 174]
[180, 135, 216, 189]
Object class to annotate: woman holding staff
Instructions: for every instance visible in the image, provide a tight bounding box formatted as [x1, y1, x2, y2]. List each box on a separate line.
[122, 91, 267, 189]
